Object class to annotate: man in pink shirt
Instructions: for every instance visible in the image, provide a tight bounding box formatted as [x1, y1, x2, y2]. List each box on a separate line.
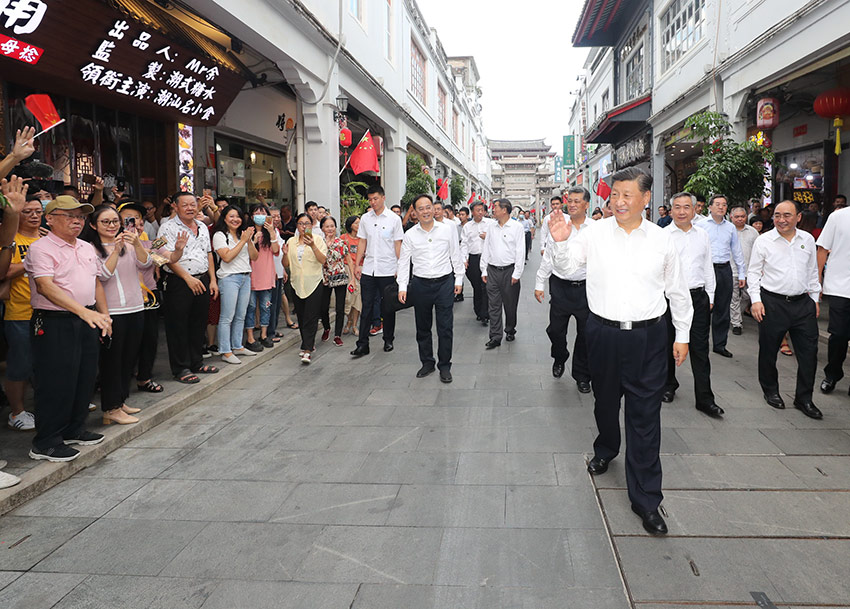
[25, 196, 113, 462]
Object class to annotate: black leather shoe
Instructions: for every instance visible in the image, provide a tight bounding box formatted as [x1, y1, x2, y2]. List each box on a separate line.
[416, 365, 435, 378]
[439, 370, 453, 383]
[576, 380, 591, 394]
[476, 315, 483, 321]
[485, 339, 501, 349]
[732, 326, 742, 335]
[481, 318, 490, 327]
[696, 403, 725, 418]
[552, 362, 565, 378]
[764, 393, 785, 409]
[587, 456, 612, 475]
[631, 505, 668, 535]
[820, 378, 837, 394]
[793, 400, 823, 420]
[713, 347, 733, 358]
[383, 341, 394, 352]
[350, 347, 370, 358]
[661, 390, 675, 403]
[505, 333, 516, 342]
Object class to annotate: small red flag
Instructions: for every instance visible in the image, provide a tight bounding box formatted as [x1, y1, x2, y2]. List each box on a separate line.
[466, 192, 475, 206]
[25, 94, 63, 131]
[595, 179, 611, 200]
[349, 130, 380, 175]
[437, 179, 449, 201]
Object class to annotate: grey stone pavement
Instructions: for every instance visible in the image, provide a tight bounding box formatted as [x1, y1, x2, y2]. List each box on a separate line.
[0, 237, 849, 609]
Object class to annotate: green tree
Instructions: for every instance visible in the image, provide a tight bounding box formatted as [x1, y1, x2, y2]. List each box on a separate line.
[683, 110, 774, 209]
[401, 153, 435, 208]
[450, 174, 466, 207]
[340, 180, 369, 221]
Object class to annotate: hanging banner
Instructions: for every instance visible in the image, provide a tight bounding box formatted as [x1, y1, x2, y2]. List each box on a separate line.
[563, 135, 576, 168]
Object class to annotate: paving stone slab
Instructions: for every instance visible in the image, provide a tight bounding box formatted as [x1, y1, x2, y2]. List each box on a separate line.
[759, 428, 850, 455]
[294, 525, 443, 584]
[125, 423, 221, 449]
[385, 484, 505, 527]
[0, 572, 87, 609]
[505, 484, 603, 529]
[53, 575, 217, 609]
[34, 518, 205, 576]
[199, 580, 358, 609]
[673, 428, 783, 455]
[162, 522, 323, 581]
[0, 516, 94, 570]
[353, 452, 460, 484]
[76, 447, 190, 479]
[506, 425, 595, 453]
[778, 455, 850, 489]
[0, 571, 22, 591]
[387, 406, 471, 427]
[456, 453, 558, 485]
[106, 479, 295, 522]
[365, 388, 439, 406]
[270, 483, 400, 525]
[417, 426, 508, 452]
[435, 388, 508, 408]
[327, 426, 424, 452]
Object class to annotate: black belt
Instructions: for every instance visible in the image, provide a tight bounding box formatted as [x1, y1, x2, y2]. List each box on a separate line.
[34, 305, 96, 318]
[412, 273, 452, 283]
[690, 286, 705, 295]
[592, 312, 663, 330]
[762, 289, 808, 302]
[488, 264, 514, 271]
[552, 277, 586, 288]
[713, 262, 730, 267]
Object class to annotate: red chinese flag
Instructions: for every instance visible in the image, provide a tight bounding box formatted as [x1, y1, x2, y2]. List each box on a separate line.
[349, 130, 380, 175]
[25, 94, 63, 131]
[466, 192, 475, 206]
[437, 179, 449, 201]
[595, 179, 612, 200]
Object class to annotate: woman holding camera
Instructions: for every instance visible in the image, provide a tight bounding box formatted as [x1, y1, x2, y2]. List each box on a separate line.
[284, 213, 327, 364]
[319, 216, 355, 347]
[243, 204, 280, 352]
[85, 205, 152, 424]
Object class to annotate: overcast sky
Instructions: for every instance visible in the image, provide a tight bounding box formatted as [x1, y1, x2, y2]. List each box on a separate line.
[418, 0, 590, 155]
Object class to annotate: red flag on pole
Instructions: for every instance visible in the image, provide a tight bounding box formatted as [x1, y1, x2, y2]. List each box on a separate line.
[437, 179, 449, 201]
[349, 130, 380, 175]
[466, 192, 475, 206]
[25, 94, 65, 138]
[595, 179, 611, 200]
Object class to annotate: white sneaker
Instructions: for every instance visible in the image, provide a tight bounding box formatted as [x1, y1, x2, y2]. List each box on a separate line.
[0, 460, 7, 469]
[233, 347, 257, 357]
[0, 470, 21, 489]
[221, 353, 241, 365]
[8, 411, 36, 431]
[300, 352, 311, 364]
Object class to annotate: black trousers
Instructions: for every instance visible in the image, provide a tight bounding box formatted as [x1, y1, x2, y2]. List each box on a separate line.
[357, 274, 396, 348]
[293, 285, 323, 351]
[757, 291, 819, 402]
[411, 275, 454, 371]
[825, 295, 850, 382]
[465, 253, 488, 319]
[546, 277, 590, 382]
[164, 273, 210, 376]
[486, 264, 520, 341]
[586, 313, 666, 513]
[666, 289, 714, 407]
[524, 231, 532, 257]
[100, 311, 144, 411]
[32, 314, 100, 450]
[321, 284, 347, 337]
[136, 307, 159, 381]
[711, 262, 733, 350]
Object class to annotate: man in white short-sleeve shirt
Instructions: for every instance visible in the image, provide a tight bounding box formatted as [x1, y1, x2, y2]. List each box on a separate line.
[816, 206, 850, 394]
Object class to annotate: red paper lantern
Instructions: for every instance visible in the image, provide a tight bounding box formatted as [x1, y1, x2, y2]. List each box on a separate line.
[339, 128, 352, 148]
[814, 88, 850, 155]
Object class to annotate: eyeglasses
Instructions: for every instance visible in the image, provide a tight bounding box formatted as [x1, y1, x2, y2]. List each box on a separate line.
[99, 219, 121, 226]
[50, 212, 86, 222]
[21, 209, 43, 216]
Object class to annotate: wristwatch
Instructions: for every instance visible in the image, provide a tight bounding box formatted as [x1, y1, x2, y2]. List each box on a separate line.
[0, 241, 16, 251]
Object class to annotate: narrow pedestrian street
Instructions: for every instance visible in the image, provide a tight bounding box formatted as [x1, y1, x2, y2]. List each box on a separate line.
[0, 241, 848, 609]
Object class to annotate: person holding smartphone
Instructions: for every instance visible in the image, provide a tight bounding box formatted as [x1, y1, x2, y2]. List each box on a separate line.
[283, 213, 327, 364]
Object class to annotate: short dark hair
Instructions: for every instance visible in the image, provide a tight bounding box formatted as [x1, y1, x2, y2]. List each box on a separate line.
[610, 167, 652, 193]
[172, 192, 196, 205]
[459, 206, 469, 215]
[305, 200, 318, 211]
[366, 184, 385, 197]
[320, 216, 337, 229]
[433, 200, 443, 209]
[550, 196, 562, 204]
[835, 194, 847, 202]
[495, 198, 512, 214]
[567, 187, 591, 202]
[344, 215, 359, 233]
[413, 194, 433, 209]
[709, 194, 729, 206]
[470, 201, 484, 211]
[390, 204, 401, 211]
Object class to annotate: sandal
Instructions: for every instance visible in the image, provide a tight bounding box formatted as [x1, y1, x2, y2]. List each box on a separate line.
[175, 370, 200, 384]
[196, 365, 219, 374]
[287, 321, 299, 329]
[780, 343, 793, 356]
[137, 379, 163, 393]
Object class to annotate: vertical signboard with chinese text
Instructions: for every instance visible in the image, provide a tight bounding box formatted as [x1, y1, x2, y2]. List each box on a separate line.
[563, 135, 576, 168]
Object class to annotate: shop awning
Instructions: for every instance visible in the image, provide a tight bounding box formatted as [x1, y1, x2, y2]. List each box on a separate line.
[586, 94, 652, 144]
[572, 0, 635, 47]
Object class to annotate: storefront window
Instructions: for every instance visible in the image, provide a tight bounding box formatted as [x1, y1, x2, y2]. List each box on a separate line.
[215, 136, 291, 208]
[774, 147, 824, 209]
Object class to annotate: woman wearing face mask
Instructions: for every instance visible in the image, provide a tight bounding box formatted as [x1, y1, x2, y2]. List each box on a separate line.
[212, 207, 259, 364]
[283, 213, 328, 363]
[243, 204, 280, 352]
[84, 205, 152, 424]
[319, 216, 355, 346]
